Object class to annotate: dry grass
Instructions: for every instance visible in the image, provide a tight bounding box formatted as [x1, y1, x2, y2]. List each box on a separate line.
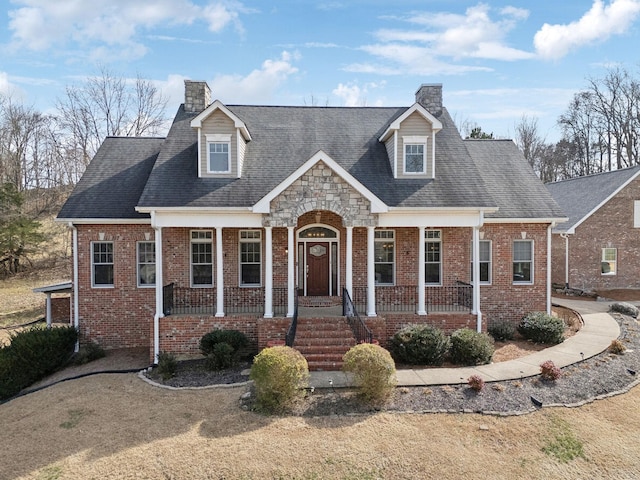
[1, 375, 640, 479]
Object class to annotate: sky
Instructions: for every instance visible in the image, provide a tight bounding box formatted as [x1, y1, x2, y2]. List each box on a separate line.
[2, 0, 640, 142]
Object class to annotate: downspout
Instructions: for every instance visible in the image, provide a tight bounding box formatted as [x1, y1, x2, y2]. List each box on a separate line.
[151, 212, 161, 364]
[473, 210, 485, 333]
[69, 222, 79, 352]
[560, 233, 570, 289]
[547, 222, 556, 316]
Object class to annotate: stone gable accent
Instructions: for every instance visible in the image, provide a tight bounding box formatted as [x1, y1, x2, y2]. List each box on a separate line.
[264, 161, 377, 227]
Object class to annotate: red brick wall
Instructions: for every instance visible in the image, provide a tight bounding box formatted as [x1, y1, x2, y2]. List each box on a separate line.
[551, 177, 640, 292]
[51, 296, 70, 323]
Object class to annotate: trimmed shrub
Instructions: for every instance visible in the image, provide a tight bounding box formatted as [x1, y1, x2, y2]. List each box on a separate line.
[518, 312, 565, 345]
[342, 343, 397, 405]
[610, 302, 639, 318]
[388, 324, 451, 366]
[72, 342, 106, 365]
[467, 374, 485, 392]
[205, 342, 235, 371]
[250, 346, 309, 413]
[156, 352, 178, 380]
[0, 325, 78, 400]
[488, 320, 516, 341]
[449, 328, 494, 366]
[200, 329, 249, 356]
[540, 360, 562, 381]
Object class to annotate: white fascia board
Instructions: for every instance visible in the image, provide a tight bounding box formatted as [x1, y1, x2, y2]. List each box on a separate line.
[190, 100, 252, 141]
[378, 209, 490, 227]
[484, 216, 568, 225]
[55, 218, 151, 225]
[252, 150, 388, 214]
[152, 210, 263, 228]
[379, 103, 443, 142]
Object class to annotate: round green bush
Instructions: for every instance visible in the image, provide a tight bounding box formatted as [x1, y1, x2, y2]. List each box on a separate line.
[449, 328, 494, 366]
[388, 324, 451, 366]
[488, 320, 516, 342]
[342, 343, 397, 405]
[205, 342, 235, 371]
[250, 346, 309, 413]
[518, 312, 565, 344]
[200, 329, 248, 356]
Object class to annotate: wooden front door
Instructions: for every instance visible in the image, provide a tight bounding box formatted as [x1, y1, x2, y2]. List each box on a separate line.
[306, 242, 329, 296]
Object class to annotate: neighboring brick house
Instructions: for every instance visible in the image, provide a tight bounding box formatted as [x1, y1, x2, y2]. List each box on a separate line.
[547, 166, 640, 293]
[57, 81, 565, 366]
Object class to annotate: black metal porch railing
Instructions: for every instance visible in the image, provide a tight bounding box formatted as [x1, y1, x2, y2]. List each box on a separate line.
[163, 283, 174, 316]
[285, 289, 299, 347]
[342, 288, 373, 344]
[426, 282, 473, 312]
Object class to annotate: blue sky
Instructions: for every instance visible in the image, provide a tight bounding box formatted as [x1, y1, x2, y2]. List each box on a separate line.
[2, 0, 640, 141]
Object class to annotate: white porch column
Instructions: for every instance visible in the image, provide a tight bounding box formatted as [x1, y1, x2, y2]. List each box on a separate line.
[547, 223, 555, 316]
[287, 226, 295, 317]
[215, 226, 224, 317]
[472, 226, 482, 332]
[366, 226, 376, 316]
[153, 225, 163, 363]
[345, 226, 353, 297]
[417, 227, 426, 315]
[264, 226, 273, 318]
[45, 293, 52, 328]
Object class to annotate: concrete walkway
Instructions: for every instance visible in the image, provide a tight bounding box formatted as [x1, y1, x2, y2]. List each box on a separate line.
[309, 297, 621, 388]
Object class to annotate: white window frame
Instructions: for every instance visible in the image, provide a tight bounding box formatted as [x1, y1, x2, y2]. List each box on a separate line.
[513, 240, 534, 285]
[403, 136, 427, 174]
[634, 200, 640, 228]
[191, 230, 213, 287]
[425, 229, 442, 286]
[601, 248, 617, 276]
[206, 134, 231, 174]
[471, 240, 492, 285]
[91, 241, 114, 288]
[239, 230, 262, 287]
[137, 241, 156, 288]
[374, 230, 395, 286]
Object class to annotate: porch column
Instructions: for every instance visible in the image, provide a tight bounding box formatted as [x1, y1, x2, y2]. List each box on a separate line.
[215, 227, 224, 317]
[45, 293, 52, 328]
[287, 226, 295, 317]
[472, 226, 482, 331]
[153, 225, 163, 363]
[345, 226, 353, 297]
[264, 226, 273, 318]
[417, 227, 426, 315]
[366, 226, 376, 316]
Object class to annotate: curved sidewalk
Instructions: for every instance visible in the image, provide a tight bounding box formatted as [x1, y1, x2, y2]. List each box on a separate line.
[310, 298, 621, 388]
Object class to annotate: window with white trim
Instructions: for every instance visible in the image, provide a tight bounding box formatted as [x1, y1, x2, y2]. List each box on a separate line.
[513, 240, 533, 284]
[191, 231, 213, 287]
[425, 230, 441, 285]
[92, 241, 114, 287]
[137, 241, 156, 287]
[601, 248, 617, 275]
[206, 134, 231, 173]
[471, 240, 491, 284]
[374, 230, 394, 285]
[403, 136, 427, 174]
[240, 230, 261, 286]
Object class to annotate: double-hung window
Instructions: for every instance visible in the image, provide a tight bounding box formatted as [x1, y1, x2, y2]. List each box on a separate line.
[206, 134, 231, 173]
[137, 241, 156, 287]
[471, 240, 491, 284]
[403, 136, 427, 174]
[374, 230, 394, 285]
[92, 241, 114, 287]
[601, 248, 617, 275]
[191, 231, 213, 287]
[240, 230, 261, 286]
[425, 230, 442, 285]
[513, 240, 533, 284]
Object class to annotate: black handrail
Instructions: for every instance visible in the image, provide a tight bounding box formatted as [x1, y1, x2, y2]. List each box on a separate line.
[285, 289, 299, 347]
[342, 288, 373, 344]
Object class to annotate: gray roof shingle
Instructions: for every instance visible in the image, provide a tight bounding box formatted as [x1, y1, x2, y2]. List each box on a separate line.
[546, 166, 640, 232]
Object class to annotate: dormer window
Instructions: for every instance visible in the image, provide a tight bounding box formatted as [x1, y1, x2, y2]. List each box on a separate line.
[403, 136, 427, 174]
[206, 134, 231, 173]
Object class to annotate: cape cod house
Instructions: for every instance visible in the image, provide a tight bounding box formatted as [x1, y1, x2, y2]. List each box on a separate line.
[57, 81, 565, 368]
[547, 166, 640, 294]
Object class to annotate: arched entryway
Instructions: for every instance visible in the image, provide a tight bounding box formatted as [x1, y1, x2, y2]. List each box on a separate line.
[297, 224, 339, 297]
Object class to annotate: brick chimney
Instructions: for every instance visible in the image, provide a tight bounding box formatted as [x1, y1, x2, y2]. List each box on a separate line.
[415, 84, 442, 117]
[184, 80, 211, 113]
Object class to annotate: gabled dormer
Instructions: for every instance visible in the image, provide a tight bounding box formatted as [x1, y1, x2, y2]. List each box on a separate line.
[187, 81, 251, 178]
[379, 84, 443, 179]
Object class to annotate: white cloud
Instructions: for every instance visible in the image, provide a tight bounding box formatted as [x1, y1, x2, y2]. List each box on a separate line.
[332, 81, 385, 107]
[0, 72, 11, 95]
[534, 0, 640, 60]
[208, 51, 299, 103]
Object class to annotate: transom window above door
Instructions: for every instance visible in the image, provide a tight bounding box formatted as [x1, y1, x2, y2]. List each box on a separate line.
[299, 227, 337, 238]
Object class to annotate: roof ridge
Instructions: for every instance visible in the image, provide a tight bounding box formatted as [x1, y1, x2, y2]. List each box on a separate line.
[547, 164, 640, 185]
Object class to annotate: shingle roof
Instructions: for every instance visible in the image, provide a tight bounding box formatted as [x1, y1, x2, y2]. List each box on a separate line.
[57, 137, 164, 220]
[465, 139, 566, 220]
[546, 166, 640, 233]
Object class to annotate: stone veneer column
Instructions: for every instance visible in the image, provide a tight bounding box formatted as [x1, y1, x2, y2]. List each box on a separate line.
[264, 226, 273, 318]
[367, 226, 376, 316]
[215, 227, 224, 317]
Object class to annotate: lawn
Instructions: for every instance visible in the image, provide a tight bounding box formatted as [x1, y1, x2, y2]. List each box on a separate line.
[1, 373, 639, 479]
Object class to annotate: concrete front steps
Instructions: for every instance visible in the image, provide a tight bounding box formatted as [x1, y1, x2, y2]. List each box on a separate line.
[293, 316, 357, 371]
